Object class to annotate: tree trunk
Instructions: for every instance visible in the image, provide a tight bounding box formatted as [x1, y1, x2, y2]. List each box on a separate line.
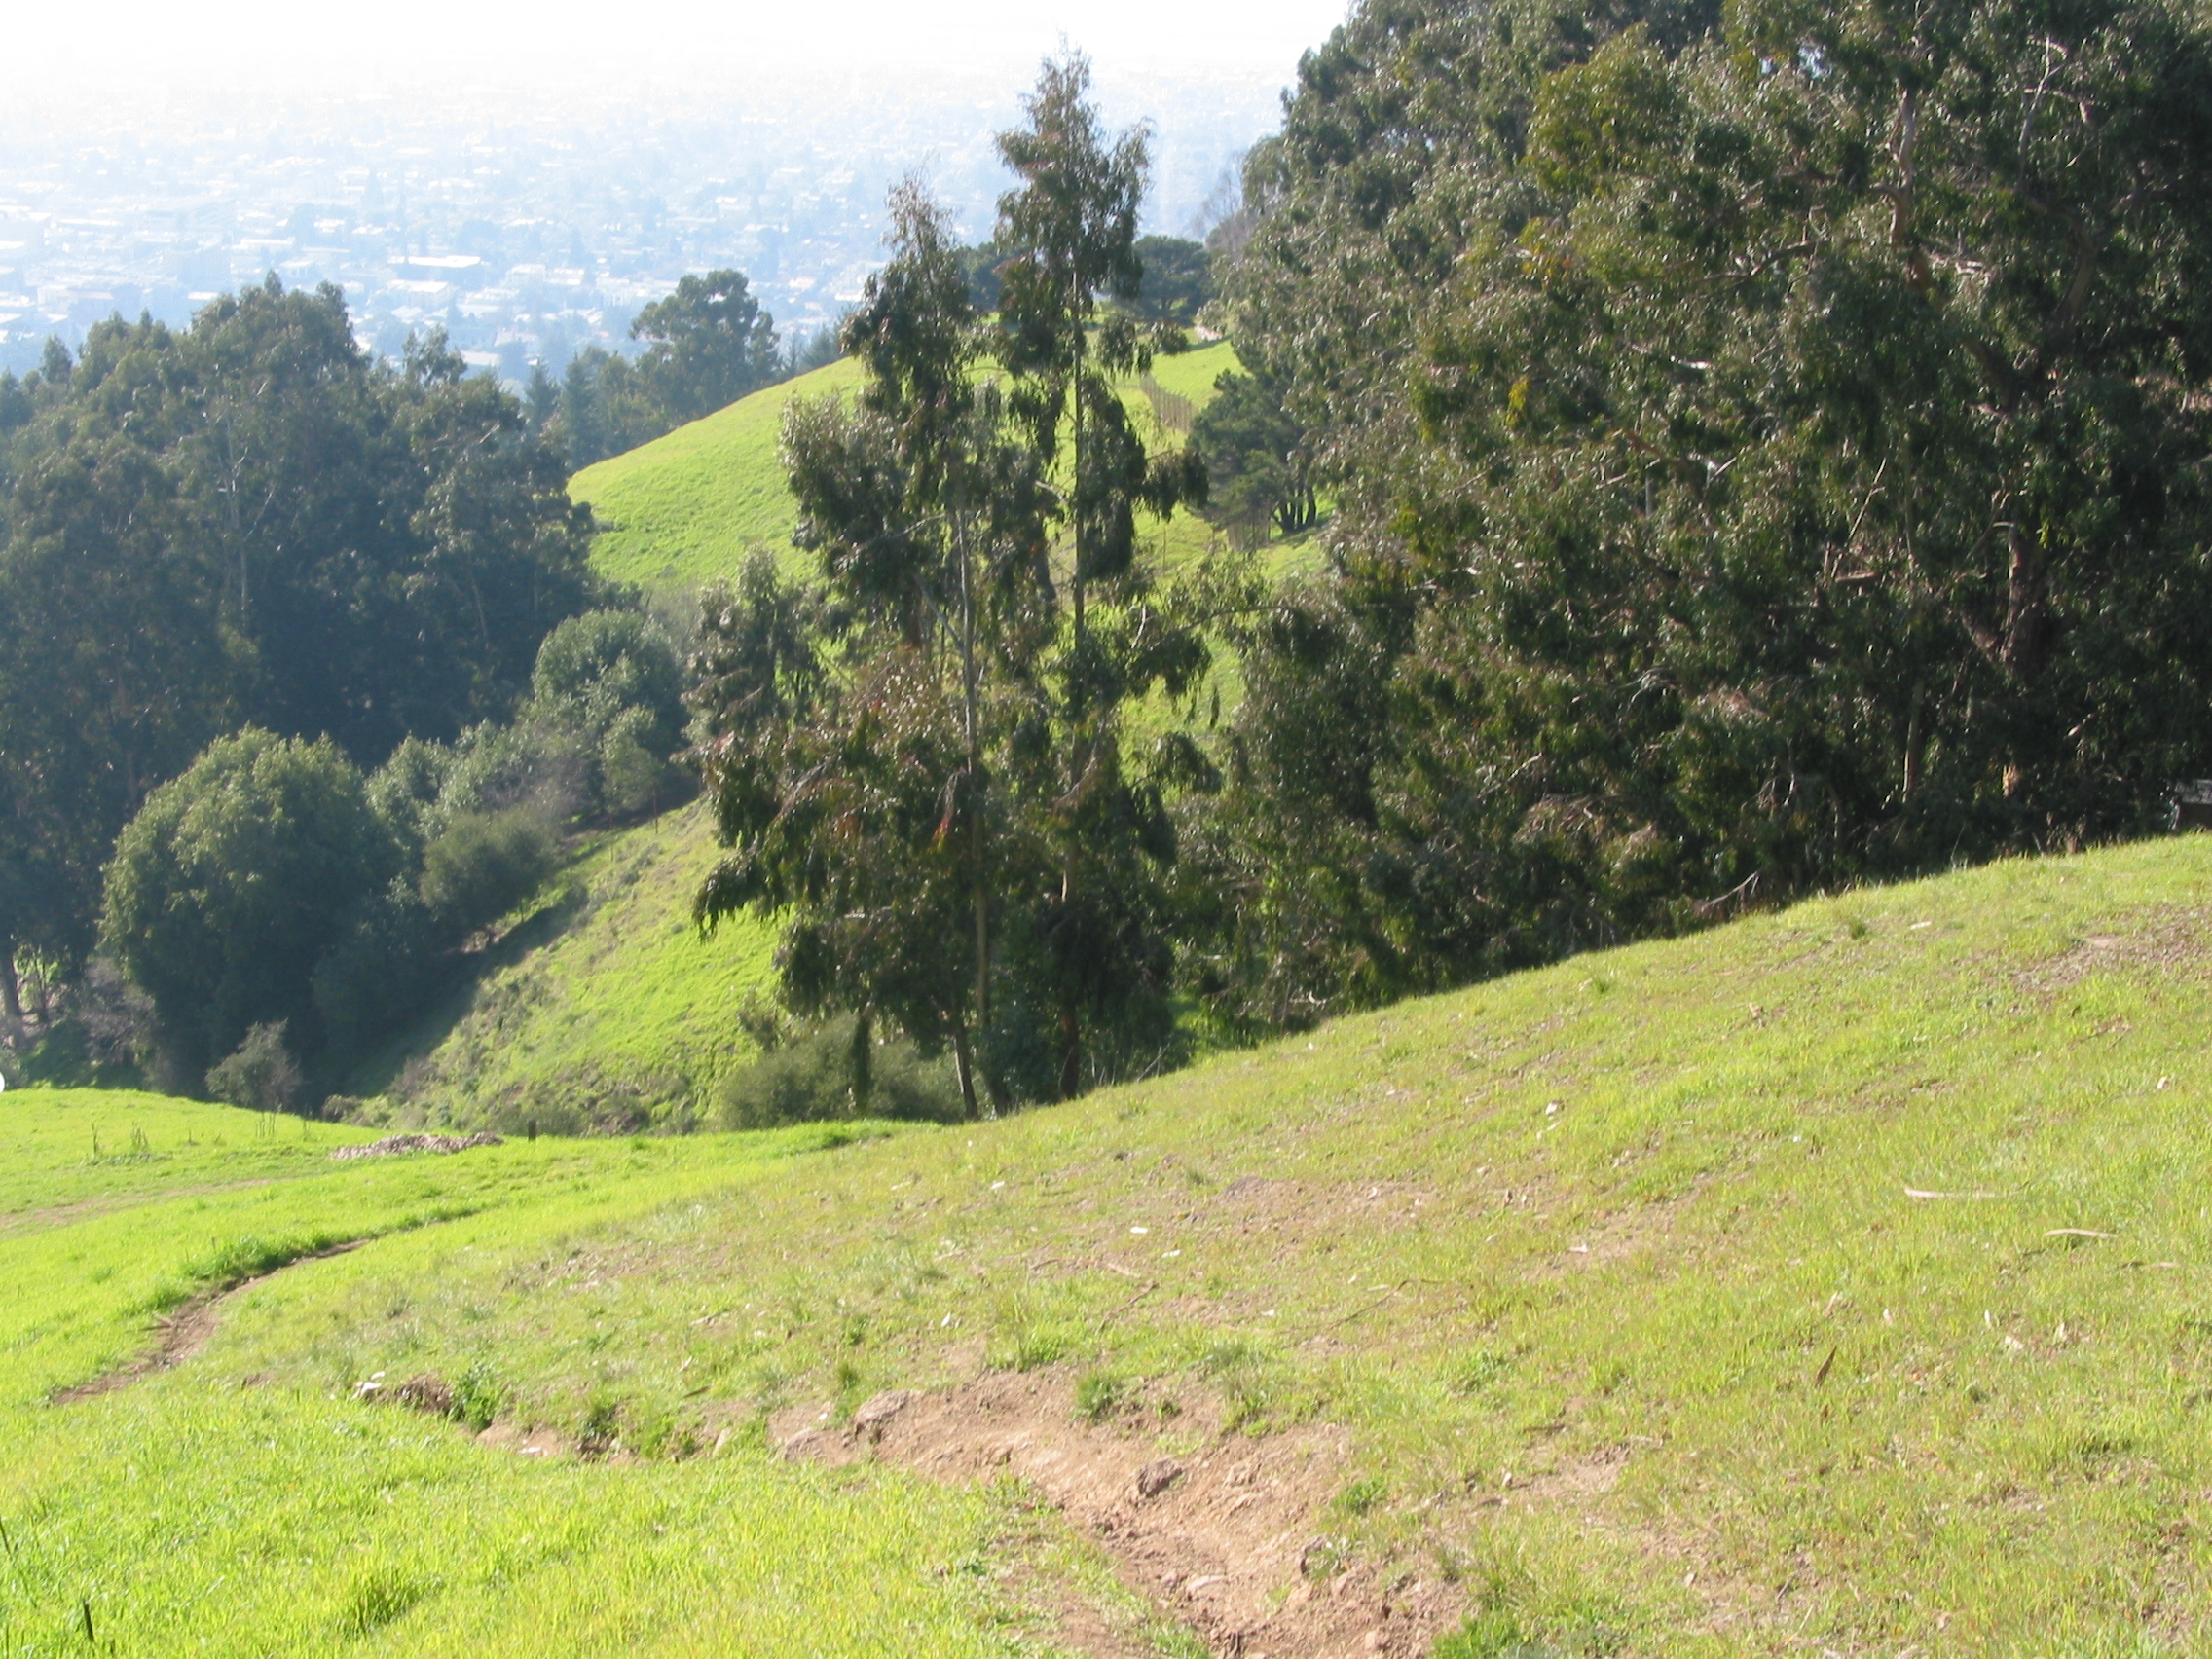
[951, 1018, 979, 1123]
[848, 1007, 874, 1118]
[0, 939, 21, 1029]
[1057, 993, 1082, 1102]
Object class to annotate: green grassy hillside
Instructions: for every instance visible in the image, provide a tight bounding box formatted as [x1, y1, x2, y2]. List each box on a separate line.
[0, 1093, 1088, 1656]
[571, 358, 866, 596]
[17, 832, 2212, 1653]
[350, 804, 776, 1133]
[571, 342, 1252, 599]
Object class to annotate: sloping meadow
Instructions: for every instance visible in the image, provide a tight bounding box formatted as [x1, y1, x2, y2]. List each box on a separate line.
[8, 832, 2212, 1653]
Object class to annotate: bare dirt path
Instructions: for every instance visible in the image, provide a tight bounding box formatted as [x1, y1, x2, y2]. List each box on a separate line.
[50, 1240, 366, 1404]
[775, 1372, 1464, 1659]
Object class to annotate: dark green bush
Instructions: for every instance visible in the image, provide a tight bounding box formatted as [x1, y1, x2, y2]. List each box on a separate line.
[204, 1020, 301, 1112]
[716, 1017, 963, 1129]
[312, 881, 443, 1053]
[419, 809, 559, 938]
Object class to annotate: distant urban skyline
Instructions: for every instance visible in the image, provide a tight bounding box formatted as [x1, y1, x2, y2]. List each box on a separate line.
[0, 44, 1311, 379]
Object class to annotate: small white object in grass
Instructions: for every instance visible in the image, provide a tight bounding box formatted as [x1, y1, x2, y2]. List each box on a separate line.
[940, 1313, 953, 1327]
[1162, 1249, 1181, 1258]
[1545, 1101, 1560, 1116]
[1911, 920, 1933, 930]
[2158, 1077, 2173, 1090]
[1130, 1225, 1149, 1235]
[991, 1181, 1005, 1190]
[1264, 1309, 1276, 1317]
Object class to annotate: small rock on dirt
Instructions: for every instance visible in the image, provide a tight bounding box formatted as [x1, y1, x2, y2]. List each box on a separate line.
[852, 1390, 913, 1436]
[1134, 1457, 1185, 1499]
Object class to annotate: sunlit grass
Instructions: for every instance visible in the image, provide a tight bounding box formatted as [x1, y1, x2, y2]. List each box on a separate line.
[348, 803, 779, 1131]
[17, 828, 2212, 1654]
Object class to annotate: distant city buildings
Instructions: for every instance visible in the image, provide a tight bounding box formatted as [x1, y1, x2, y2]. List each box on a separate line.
[0, 72, 1270, 384]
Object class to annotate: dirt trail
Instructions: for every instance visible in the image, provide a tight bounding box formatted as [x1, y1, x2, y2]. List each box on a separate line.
[775, 1372, 1463, 1659]
[50, 1240, 365, 1404]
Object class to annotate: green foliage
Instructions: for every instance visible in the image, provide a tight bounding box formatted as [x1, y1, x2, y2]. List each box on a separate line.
[698, 135, 1216, 1114]
[1127, 236, 1212, 327]
[629, 269, 782, 426]
[0, 281, 594, 976]
[1202, 0, 2212, 1029]
[526, 609, 687, 818]
[1189, 368, 1314, 546]
[101, 730, 399, 1074]
[203, 1021, 303, 1113]
[420, 809, 560, 939]
[715, 1018, 963, 1129]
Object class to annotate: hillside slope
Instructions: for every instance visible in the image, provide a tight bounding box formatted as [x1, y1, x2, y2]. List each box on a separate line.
[571, 341, 1250, 599]
[571, 358, 865, 595]
[15, 832, 2212, 1654]
[351, 803, 776, 1133]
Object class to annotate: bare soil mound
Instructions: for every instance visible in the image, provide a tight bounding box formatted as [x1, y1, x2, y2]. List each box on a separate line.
[329, 1132, 502, 1161]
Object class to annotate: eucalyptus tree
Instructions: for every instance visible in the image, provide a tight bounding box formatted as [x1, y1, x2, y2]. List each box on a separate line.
[991, 53, 1207, 1097]
[697, 102, 1215, 1108]
[696, 185, 1051, 1117]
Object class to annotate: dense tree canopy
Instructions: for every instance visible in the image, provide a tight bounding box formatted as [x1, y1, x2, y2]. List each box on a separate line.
[0, 279, 596, 992]
[100, 729, 398, 1075]
[1196, 0, 2212, 1028]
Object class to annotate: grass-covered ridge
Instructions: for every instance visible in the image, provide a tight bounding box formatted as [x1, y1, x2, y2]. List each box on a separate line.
[14, 833, 2212, 1652]
[571, 342, 1249, 599]
[571, 358, 865, 596]
[350, 804, 777, 1133]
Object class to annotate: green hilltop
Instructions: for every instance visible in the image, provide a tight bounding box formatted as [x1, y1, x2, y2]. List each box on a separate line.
[10, 832, 2212, 1652]
[571, 340, 1247, 598]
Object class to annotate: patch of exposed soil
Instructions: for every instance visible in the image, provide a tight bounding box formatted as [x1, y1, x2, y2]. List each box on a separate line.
[474, 1420, 574, 1459]
[2017, 908, 2212, 995]
[50, 1240, 365, 1404]
[775, 1371, 1464, 1659]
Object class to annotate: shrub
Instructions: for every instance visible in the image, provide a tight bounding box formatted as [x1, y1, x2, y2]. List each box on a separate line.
[313, 880, 443, 1054]
[205, 1021, 301, 1112]
[715, 1016, 963, 1129]
[419, 809, 560, 938]
[100, 729, 399, 1072]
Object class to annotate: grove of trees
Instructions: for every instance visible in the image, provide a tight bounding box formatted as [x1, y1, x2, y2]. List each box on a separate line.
[12, 0, 2212, 1121]
[0, 276, 692, 1091]
[1185, 0, 2212, 1029]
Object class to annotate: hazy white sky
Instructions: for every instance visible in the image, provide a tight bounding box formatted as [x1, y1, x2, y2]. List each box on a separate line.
[26, 0, 1352, 92]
